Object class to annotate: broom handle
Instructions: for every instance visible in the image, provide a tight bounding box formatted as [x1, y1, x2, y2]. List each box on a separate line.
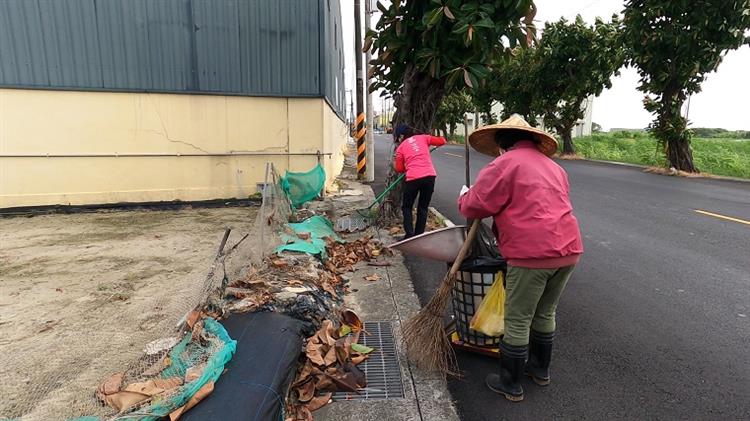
[447, 219, 481, 276]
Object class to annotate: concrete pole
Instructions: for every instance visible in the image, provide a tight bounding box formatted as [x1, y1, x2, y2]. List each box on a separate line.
[364, 0, 375, 182]
[354, 0, 366, 179]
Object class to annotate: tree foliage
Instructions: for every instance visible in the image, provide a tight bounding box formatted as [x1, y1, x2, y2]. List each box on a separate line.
[621, 0, 750, 171]
[367, 0, 537, 218]
[367, 0, 537, 132]
[533, 16, 624, 154]
[469, 80, 498, 125]
[492, 46, 542, 125]
[434, 91, 474, 137]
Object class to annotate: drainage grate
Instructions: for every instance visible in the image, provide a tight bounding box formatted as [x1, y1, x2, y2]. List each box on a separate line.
[334, 215, 370, 232]
[332, 321, 404, 401]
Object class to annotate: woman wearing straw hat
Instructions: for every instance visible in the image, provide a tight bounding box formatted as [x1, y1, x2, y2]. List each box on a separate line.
[393, 124, 446, 239]
[457, 115, 583, 402]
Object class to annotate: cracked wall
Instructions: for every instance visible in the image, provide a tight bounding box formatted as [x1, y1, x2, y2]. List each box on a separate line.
[0, 89, 348, 208]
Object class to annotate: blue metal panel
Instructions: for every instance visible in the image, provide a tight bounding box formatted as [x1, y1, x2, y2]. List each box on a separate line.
[0, 0, 49, 85]
[320, 0, 346, 118]
[238, 0, 319, 96]
[38, 0, 102, 87]
[96, 0, 153, 89]
[145, 0, 193, 91]
[193, 0, 241, 92]
[0, 0, 338, 101]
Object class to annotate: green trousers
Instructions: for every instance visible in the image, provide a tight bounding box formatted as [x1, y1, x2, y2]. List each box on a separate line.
[503, 265, 577, 346]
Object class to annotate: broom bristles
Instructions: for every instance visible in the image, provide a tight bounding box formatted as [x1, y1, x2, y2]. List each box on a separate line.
[402, 272, 459, 376]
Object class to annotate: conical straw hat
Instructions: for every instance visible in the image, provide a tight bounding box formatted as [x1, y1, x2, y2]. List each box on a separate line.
[468, 114, 558, 157]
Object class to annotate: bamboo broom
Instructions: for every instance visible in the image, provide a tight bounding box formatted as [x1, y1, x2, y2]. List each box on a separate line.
[402, 219, 481, 375]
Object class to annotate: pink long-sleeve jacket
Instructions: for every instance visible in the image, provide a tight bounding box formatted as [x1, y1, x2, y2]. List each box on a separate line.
[458, 140, 583, 268]
[394, 135, 446, 181]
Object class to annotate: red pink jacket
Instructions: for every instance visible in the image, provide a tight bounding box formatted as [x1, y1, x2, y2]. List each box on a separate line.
[394, 135, 446, 181]
[458, 141, 583, 268]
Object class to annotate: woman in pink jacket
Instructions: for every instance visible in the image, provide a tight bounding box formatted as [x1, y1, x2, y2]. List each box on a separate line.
[458, 115, 583, 402]
[393, 125, 446, 238]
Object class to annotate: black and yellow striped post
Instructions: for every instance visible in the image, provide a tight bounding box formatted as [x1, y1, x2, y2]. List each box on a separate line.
[355, 112, 366, 176]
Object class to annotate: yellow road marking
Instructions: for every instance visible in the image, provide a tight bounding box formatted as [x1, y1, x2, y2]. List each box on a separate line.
[444, 152, 463, 158]
[694, 210, 750, 226]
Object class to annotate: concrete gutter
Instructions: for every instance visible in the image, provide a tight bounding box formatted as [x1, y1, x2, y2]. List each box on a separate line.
[315, 181, 460, 421]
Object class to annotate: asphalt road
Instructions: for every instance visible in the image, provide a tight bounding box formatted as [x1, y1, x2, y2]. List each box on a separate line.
[371, 134, 750, 420]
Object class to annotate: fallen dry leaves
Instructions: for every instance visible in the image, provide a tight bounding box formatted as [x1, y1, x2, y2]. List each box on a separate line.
[225, 276, 275, 313]
[286, 309, 374, 420]
[364, 273, 381, 282]
[96, 313, 218, 419]
[325, 236, 391, 273]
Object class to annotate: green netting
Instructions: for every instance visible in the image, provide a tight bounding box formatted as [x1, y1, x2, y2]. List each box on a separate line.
[141, 318, 236, 420]
[280, 164, 326, 208]
[275, 216, 341, 259]
[70, 318, 236, 421]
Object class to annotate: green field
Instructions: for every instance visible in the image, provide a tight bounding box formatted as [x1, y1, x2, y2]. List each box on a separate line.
[573, 132, 750, 179]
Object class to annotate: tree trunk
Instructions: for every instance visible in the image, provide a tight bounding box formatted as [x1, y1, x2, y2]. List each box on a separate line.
[665, 136, 697, 172]
[449, 123, 456, 138]
[561, 129, 575, 155]
[655, 91, 698, 172]
[379, 64, 445, 224]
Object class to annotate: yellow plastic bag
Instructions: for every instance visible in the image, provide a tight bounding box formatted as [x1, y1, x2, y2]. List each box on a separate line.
[470, 272, 505, 336]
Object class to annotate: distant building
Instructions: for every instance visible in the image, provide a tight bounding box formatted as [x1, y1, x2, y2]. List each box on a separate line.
[0, 0, 347, 209]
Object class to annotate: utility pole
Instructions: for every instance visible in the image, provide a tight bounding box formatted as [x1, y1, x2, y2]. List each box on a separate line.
[364, 0, 375, 181]
[354, 0, 366, 179]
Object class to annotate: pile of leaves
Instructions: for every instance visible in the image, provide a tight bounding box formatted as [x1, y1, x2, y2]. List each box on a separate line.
[224, 277, 275, 313]
[223, 254, 342, 312]
[325, 236, 391, 273]
[96, 312, 218, 420]
[285, 310, 374, 421]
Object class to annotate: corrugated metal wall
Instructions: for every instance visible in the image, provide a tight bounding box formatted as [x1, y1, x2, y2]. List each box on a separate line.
[322, 0, 346, 115]
[0, 0, 345, 117]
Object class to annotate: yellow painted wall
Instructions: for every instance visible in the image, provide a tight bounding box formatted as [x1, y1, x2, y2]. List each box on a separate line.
[0, 89, 348, 208]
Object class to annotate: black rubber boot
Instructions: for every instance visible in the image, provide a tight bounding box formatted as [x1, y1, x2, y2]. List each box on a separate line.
[526, 330, 554, 386]
[486, 340, 527, 402]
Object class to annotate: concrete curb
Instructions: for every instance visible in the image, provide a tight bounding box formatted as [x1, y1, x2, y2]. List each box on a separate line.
[428, 207, 455, 227]
[568, 157, 750, 184]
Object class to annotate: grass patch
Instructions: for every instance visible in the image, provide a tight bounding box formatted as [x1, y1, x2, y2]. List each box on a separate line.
[572, 132, 750, 179]
[447, 134, 466, 144]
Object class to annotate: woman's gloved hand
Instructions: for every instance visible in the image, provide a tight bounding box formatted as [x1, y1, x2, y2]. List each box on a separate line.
[460, 185, 471, 197]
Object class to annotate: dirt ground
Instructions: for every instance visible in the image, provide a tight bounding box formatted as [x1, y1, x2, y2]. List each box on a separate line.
[0, 206, 257, 420]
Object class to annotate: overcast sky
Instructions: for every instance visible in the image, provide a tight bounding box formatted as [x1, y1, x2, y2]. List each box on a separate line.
[341, 0, 750, 131]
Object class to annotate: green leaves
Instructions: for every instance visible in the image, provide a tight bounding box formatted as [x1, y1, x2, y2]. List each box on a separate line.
[350, 343, 374, 355]
[434, 90, 473, 134]
[424, 7, 444, 28]
[367, 0, 538, 97]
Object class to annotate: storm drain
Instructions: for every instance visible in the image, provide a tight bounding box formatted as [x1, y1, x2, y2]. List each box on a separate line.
[332, 321, 404, 401]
